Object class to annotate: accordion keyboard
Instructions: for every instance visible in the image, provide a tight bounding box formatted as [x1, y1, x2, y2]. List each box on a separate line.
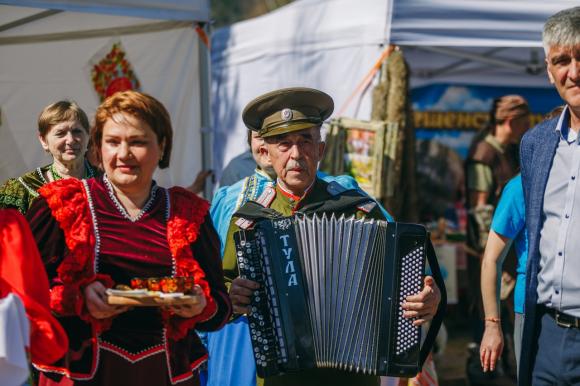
[235, 231, 286, 377]
[394, 245, 424, 356]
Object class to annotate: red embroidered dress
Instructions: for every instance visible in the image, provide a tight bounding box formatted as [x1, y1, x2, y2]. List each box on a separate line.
[26, 177, 231, 385]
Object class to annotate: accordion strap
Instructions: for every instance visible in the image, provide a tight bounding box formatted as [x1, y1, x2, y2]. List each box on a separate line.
[234, 200, 283, 221]
[298, 192, 375, 214]
[419, 239, 447, 368]
[234, 191, 375, 221]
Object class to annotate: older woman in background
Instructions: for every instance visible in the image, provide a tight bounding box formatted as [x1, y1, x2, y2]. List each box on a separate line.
[0, 101, 96, 213]
[26, 91, 231, 386]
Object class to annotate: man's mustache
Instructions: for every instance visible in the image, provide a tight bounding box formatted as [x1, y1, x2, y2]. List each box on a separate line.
[285, 160, 307, 172]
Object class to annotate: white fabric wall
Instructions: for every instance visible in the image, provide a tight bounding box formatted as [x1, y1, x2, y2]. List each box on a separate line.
[0, 10, 203, 187]
[211, 0, 390, 176]
[210, 0, 576, 179]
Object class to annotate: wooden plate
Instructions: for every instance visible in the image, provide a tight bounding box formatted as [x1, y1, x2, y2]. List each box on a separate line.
[105, 289, 202, 306]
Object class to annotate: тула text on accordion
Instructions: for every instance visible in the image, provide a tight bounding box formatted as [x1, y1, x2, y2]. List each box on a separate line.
[234, 213, 446, 378]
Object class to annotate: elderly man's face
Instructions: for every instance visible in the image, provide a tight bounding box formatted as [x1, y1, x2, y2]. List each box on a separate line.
[263, 127, 325, 196]
[546, 44, 580, 109]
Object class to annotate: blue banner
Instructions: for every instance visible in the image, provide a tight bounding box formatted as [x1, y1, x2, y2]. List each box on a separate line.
[411, 83, 561, 224]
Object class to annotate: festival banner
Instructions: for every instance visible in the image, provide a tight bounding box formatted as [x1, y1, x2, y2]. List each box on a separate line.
[412, 83, 561, 226]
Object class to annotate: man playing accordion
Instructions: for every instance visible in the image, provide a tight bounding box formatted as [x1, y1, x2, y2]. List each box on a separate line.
[223, 87, 442, 386]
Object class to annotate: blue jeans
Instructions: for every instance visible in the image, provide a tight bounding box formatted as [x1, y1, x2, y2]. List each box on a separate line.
[532, 311, 580, 385]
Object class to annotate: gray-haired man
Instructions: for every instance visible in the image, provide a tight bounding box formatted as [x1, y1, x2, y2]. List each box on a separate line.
[519, 6, 580, 385]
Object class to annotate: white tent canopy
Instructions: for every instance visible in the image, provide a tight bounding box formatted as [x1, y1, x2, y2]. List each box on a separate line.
[0, 0, 209, 22]
[390, 0, 574, 87]
[211, 0, 575, 177]
[0, 0, 211, 188]
[390, 0, 560, 47]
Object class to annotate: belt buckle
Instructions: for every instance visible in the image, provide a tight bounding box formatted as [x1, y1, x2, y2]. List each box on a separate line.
[555, 312, 574, 328]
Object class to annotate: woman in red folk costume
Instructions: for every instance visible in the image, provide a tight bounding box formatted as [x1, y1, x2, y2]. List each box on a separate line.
[26, 91, 231, 386]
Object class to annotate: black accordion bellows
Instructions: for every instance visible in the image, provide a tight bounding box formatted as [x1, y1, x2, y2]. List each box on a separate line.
[234, 213, 445, 378]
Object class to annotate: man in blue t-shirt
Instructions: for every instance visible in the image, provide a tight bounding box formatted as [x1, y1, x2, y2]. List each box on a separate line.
[480, 174, 527, 375]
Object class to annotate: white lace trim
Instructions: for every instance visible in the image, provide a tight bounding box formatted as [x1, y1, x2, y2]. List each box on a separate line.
[33, 336, 101, 380]
[17, 167, 46, 198]
[162, 328, 206, 385]
[103, 175, 159, 222]
[82, 179, 100, 274]
[18, 177, 38, 198]
[164, 188, 171, 223]
[164, 188, 176, 277]
[99, 336, 165, 364]
[37, 167, 48, 184]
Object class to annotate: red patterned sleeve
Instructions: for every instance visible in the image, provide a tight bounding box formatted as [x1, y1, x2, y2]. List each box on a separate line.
[167, 214, 232, 340]
[164, 213, 232, 340]
[187, 214, 231, 331]
[164, 188, 231, 340]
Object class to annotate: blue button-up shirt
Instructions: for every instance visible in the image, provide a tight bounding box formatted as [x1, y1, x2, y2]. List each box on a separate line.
[538, 106, 580, 317]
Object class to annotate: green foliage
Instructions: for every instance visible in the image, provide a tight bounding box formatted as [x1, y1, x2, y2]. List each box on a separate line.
[211, 0, 294, 28]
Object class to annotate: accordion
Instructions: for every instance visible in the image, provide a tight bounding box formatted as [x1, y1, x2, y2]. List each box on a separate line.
[234, 213, 445, 378]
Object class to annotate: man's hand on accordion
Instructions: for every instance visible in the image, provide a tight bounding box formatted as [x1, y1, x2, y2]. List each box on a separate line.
[402, 276, 441, 326]
[230, 277, 260, 315]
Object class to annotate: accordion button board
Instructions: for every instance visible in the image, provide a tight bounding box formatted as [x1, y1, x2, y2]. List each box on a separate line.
[234, 214, 428, 378]
[235, 230, 287, 377]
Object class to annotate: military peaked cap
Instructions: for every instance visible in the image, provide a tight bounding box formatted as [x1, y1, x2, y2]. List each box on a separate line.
[242, 87, 334, 137]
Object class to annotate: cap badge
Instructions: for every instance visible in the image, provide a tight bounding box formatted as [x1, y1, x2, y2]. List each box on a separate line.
[281, 108, 293, 121]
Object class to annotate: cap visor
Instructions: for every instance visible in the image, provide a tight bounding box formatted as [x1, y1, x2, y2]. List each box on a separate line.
[260, 122, 319, 138]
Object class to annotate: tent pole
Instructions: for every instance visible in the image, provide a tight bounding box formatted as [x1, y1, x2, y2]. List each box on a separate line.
[197, 22, 213, 199]
[0, 9, 61, 33]
[411, 47, 505, 78]
[0, 21, 191, 45]
[412, 46, 529, 73]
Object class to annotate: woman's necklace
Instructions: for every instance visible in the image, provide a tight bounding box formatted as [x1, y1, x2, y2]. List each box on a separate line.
[49, 164, 62, 181]
[50, 160, 95, 181]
